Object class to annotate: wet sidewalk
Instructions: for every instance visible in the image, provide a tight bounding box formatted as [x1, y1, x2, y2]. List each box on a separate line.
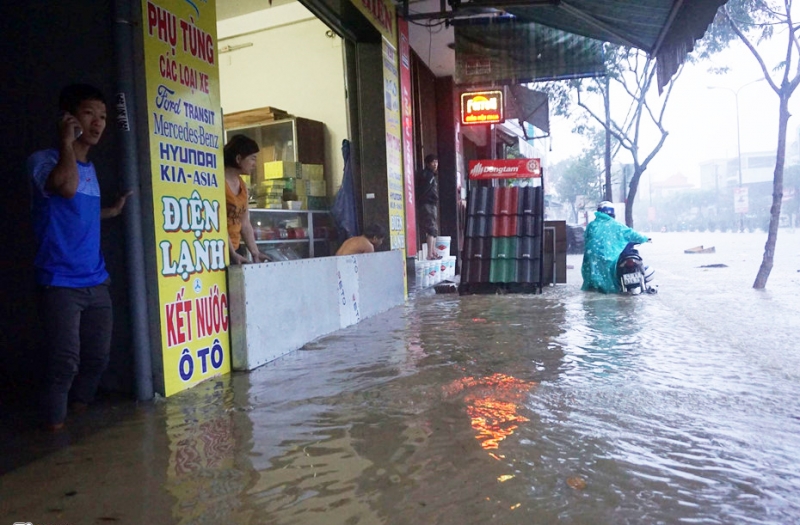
[0, 290, 566, 525]
[2, 232, 800, 524]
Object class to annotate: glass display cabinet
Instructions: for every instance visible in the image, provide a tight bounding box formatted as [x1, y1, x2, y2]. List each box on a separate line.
[224, 112, 325, 169]
[224, 108, 328, 209]
[249, 209, 337, 260]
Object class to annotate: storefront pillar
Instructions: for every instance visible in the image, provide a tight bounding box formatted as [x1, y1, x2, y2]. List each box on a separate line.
[435, 76, 459, 256]
[113, 0, 154, 401]
[353, 42, 391, 236]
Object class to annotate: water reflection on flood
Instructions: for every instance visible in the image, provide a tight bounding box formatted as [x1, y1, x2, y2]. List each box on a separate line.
[164, 382, 253, 525]
[443, 373, 536, 455]
[2, 232, 800, 524]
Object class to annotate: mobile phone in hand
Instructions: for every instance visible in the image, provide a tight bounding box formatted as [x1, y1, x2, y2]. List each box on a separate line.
[59, 111, 83, 139]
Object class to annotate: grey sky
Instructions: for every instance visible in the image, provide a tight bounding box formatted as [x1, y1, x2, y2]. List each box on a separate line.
[547, 32, 800, 186]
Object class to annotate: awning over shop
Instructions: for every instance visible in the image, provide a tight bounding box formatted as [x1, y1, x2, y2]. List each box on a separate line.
[507, 85, 549, 135]
[459, 84, 549, 147]
[405, 0, 728, 91]
[455, 19, 606, 86]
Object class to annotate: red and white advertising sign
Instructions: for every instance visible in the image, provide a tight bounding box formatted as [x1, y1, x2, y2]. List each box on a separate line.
[398, 19, 416, 256]
[468, 159, 541, 180]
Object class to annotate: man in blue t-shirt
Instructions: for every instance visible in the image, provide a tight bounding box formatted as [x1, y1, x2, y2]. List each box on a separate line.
[28, 84, 130, 431]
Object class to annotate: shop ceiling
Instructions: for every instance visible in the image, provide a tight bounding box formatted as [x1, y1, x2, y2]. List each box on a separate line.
[217, 0, 298, 20]
[404, 0, 728, 90]
[216, 0, 727, 89]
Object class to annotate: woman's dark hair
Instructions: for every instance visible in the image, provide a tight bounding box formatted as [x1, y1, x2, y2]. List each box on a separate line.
[224, 135, 260, 168]
[364, 223, 386, 239]
[424, 153, 438, 165]
[59, 84, 106, 114]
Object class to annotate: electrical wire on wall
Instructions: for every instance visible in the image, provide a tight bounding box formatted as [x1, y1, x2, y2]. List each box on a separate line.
[405, 7, 447, 68]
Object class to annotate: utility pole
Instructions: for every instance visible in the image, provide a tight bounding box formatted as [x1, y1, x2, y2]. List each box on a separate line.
[604, 74, 612, 201]
[708, 79, 764, 232]
[734, 91, 743, 232]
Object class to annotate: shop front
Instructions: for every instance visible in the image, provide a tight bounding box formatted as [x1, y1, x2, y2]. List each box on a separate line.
[0, 0, 735, 407]
[136, 0, 411, 391]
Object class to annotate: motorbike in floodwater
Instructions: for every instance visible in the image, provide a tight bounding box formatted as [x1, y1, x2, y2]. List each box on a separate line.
[617, 242, 656, 295]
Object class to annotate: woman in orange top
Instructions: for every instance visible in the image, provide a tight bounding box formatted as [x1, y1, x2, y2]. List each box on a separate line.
[224, 135, 269, 264]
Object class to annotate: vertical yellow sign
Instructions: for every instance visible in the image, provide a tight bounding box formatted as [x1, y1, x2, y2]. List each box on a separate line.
[142, 0, 230, 396]
[382, 37, 407, 294]
[382, 37, 406, 253]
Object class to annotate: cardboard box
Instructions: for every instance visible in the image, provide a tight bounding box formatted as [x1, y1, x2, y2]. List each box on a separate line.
[258, 179, 286, 189]
[254, 195, 284, 208]
[300, 164, 325, 181]
[255, 146, 277, 183]
[254, 188, 283, 198]
[304, 180, 327, 197]
[262, 161, 300, 180]
[255, 194, 282, 202]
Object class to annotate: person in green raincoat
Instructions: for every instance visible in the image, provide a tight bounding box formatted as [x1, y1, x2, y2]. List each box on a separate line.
[581, 201, 650, 293]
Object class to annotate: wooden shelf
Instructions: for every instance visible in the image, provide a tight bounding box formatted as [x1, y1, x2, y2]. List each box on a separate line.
[224, 107, 291, 129]
[255, 239, 308, 244]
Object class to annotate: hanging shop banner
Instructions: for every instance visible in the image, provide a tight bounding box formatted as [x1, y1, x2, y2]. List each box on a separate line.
[469, 159, 542, 180]
[383, 37, 406, 253]
[454, 19, 605, 86]
[142, 0, 230, 396]
[461, 90, 504, 125]
[734, 186, 749, 214]
[350, 0, 396, 42]
[398, 19, 417, 257]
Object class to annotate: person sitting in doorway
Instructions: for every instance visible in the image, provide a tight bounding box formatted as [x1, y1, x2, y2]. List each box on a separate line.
[335, 223, 386, 256]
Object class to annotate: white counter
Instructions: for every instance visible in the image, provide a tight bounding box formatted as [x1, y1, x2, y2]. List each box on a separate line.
[227, 250, 406, 370]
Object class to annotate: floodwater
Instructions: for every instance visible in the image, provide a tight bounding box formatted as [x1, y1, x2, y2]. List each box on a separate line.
[2, 231, 800, 525]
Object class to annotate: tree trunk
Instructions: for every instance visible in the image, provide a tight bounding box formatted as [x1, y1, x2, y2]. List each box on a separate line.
[625, 167, 643, 228]
[753, 93, 789, 289]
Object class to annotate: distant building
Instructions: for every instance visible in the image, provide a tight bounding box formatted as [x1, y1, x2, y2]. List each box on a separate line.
[741, 151, 777, 184]
[699, 151, 777, 191]
[651, 173, 695, 198]
[699, 159, 734, 191]
[787, 124, 800, 166]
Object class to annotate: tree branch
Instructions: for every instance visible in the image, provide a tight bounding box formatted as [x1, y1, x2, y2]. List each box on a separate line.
[639, 127, 669, 172]
[575, 95, 631, 150]
[724, 5, 781, 93]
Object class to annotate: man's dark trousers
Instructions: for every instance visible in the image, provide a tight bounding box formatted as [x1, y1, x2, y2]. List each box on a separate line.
[38, 282, 113, 425]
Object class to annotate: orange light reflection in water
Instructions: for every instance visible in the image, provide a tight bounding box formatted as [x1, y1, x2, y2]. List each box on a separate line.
[468, 398, 529, 450]
[444, 373, 537, 453]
